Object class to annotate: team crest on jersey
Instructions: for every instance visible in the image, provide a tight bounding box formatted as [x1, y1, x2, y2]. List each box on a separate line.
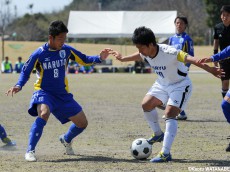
[179, 38, 184, 43]
[59, 50, 66, 59]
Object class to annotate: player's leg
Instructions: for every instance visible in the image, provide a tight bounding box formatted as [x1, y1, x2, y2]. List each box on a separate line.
[0, 124, 16, 146]
[144, 83, 168, 145]
[150, 82, 192, 163]
[25, 104, 50, 162]
[221, 80, 229, 98]
[222, 95, 230, 123]
[55, 94, 86, 155]
[219, 61, 230, 152]
[0, 124, 7, 141]
[221, 91, 230, 152]
[59, 111, 87, 155]
[150, 105, 179, 163]
[220, 61, 230, 98]
[142, 95, 164, 144]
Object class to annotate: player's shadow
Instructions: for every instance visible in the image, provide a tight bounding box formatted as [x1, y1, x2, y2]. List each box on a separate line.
[0, 145, 17, 151]
[45, 154, 149, 163]
[178, 119, 226, 123]
[173, 158, 230, 166]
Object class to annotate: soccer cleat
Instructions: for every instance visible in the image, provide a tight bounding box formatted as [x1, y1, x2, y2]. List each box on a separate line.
[147, 133, 164, 145]
[59, 134, 75, 155]
[2, 137, 16, 146]
[25, 150, 37, 162]
[150, 151, 172, 163]
[176, 113, 187, 120]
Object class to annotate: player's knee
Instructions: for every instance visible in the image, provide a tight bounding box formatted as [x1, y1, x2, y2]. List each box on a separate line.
[77, 118, 88, 128]
[221, 100, 230, 123]
[164, 113, 176, 119]
[39, 112, 50, 121]
[142, 102, 154, 111]
[164, 109, 178, 119]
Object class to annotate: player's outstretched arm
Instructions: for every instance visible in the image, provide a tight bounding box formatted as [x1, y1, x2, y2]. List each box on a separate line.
[5, 86, 21, 97]
[185, 55, 225, 78]
[99, 48, 113, 60]
[197, 57, 213, 63]
[110, 51, 142, 62]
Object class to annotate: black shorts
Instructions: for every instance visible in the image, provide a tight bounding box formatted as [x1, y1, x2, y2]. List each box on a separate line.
[219, 58, 230, 80]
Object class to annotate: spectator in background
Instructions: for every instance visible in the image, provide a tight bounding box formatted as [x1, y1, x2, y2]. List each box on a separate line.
[213, 5, 230, 99]
[1, 56, 13, 73]
[79, 65, 94, 74]
[168, 16, 194, 120]
[14, 56, 24, 73]
[67, 59, 79, 74]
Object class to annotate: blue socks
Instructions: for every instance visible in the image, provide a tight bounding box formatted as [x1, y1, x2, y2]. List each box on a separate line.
[221, 100, 230, 123]
[64, 123, 85, 143]
[0, 125, 7, 140]
[27, 117, 46, 152]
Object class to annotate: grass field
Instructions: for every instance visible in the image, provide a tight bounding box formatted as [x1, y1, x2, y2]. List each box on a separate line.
[0, 73, 229, 172]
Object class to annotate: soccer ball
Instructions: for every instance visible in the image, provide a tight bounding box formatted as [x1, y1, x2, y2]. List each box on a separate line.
[130, 138, 152, 160]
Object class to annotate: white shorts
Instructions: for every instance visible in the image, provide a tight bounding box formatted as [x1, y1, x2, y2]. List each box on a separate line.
[146, 78, 192, 111]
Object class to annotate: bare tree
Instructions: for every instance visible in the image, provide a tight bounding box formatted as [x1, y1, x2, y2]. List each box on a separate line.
[0, 0, 12, 61]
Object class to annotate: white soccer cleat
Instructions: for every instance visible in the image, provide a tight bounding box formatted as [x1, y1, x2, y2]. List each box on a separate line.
[25, 151, 37, 162]
[59, 134, 75, 155]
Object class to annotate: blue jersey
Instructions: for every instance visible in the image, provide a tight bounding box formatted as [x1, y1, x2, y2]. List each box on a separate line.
[16, 43, 102, 94]
[211, 46, 230, 62]
[168, 32, 194, 67]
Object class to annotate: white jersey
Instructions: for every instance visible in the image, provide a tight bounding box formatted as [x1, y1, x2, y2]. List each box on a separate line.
[140, 44, 190, 86]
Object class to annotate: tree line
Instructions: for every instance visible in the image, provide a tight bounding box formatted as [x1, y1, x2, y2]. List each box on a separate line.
[1, 0, 230, 45]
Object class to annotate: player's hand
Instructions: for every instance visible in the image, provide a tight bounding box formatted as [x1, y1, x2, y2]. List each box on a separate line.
[99, 48, 113, 60]
[110, 50, 123, 61]
[5, 86, 21, 97]
[213, 62, 219, 67]
[197, 58, 212, 63]
[209, 66, 225, 78]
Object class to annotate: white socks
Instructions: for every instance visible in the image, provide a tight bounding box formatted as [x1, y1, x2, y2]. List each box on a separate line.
[161, 119, 177, 154]
[144, 109, 163, 136]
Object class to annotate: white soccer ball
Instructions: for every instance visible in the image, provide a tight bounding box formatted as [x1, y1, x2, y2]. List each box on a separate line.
[130, 138, 152, 160]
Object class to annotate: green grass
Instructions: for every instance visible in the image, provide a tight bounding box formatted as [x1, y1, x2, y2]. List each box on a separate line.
[0, 73, 229, 172]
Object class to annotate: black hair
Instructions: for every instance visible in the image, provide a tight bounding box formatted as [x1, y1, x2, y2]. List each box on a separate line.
[174, 16, 188, 25]
[48, 20, 68, 37]
[221, 5, 230, 14]
[132, 26, 156, 46]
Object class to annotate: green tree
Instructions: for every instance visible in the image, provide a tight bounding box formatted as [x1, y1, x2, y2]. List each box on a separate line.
[204, 0, 230, 28]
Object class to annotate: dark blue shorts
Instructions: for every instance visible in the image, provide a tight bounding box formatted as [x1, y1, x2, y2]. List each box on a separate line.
[28, 90, 82, 124]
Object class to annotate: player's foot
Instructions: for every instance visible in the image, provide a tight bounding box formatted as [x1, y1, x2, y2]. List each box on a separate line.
[150, 151, 172, 163]
[59, 134, 74, 155]
[2, 137, 16, 146]
[226, 136, 230, 152]
[25, 150, 37, 162]
[176, 112, 187, 120]
[147, 133, 164, 145]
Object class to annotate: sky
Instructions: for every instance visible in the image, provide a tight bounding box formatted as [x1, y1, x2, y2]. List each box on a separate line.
[1, 0, 73, 17]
